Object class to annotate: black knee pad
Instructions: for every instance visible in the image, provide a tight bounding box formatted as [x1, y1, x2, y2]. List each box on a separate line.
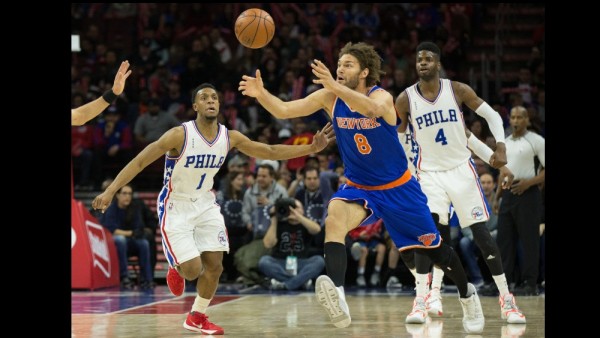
[399, 249, 415, 270]
[431, 213, 451, 244]
[417, 244, 453, 268]
[470, 222, 500, 258]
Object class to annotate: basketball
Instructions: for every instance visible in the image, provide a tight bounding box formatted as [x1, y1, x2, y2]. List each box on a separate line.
[234, 8, 275, 49]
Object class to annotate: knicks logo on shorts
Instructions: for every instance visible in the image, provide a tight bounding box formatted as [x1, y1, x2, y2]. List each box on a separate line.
[418, 233, 437, 246]
[218, 230, 228, 247]
[471, 207, 484, 220]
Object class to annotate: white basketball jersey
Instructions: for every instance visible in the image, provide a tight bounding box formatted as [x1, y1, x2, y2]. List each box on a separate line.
[161, 121, 229, 197]
[405, 78, 470, 171]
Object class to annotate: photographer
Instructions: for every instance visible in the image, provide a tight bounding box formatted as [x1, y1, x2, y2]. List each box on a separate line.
[258, 198, 325, 291]
[100, 184, 154, 290]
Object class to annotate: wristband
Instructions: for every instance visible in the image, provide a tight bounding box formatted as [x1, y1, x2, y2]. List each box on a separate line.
[102, 90, 118, 104]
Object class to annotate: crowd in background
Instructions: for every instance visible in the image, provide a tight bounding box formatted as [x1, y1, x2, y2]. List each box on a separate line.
[72, 3, 545, 293]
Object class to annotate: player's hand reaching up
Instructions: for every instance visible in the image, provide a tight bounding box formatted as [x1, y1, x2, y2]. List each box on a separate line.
[92, 191, 116, 213]
[311, 59, 337, 91]
[112, 60, 132, 95]
[311, 122, 336, 152]
[239, 69, 264, 98]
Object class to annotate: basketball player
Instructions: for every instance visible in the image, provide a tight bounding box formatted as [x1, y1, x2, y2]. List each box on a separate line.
[239, 42, 485, 333]
[394, 41, 526, 324]
[71, 60, 131, 126]
[92, 83, 334, 335]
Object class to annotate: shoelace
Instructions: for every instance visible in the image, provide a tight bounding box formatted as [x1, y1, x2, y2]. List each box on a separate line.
[502, 295, 519, 312]
[412, 298, 427, 312]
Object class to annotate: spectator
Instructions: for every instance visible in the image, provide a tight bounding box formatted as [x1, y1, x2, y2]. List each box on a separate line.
[259, 198, 325, 290]
[100, 184, 154, 290]
[235, 164, 289, 286]
[133, 98, 180, 148]
[216, 171, 250, 282]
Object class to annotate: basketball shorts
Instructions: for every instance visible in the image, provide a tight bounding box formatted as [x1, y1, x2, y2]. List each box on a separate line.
[158, 191, 229, 267]
[416, 159, 489, 227]
[332, 176, 440, 251]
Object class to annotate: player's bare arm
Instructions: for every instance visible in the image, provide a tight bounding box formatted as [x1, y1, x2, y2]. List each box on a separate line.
[311, 59, 394, 123]
[92, 126, 184, 212]
[394, 91, 410, 133]
[239, 69, 331, 119]
[71, 60, 132, 126]
[229, 123, 335, 160]
[452, 81, 507, 168]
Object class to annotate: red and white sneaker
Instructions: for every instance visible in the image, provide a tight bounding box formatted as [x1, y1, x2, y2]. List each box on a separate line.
[167, 266, 185, 296]
[425, 287, 443, 317]
[406, 296, 428, 323]
[500, 293, 526, 324]
[183, 311, 224, 335]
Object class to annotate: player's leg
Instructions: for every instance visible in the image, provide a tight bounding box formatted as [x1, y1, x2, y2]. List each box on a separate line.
[316, 198, 366, 328]
[385, 180, 483, 332]
[183, 200, 229, 334]
[413, 169, 451, 316]
[450, 162, 525, 324]
[160, 197, 199, 297]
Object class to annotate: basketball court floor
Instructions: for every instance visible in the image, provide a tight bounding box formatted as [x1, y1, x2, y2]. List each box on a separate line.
[72, 283, 544, 337]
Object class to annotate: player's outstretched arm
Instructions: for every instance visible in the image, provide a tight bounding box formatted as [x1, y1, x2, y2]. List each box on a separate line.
[71, 61, 132, 126]
[239, 69, 330, 119]
[231, 122, 335, 160]
[92, 126, 183, 212]
[454, 81, 506, 168]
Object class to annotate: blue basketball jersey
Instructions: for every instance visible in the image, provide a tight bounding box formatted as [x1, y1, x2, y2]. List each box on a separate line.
[332, 86, 409, 187]
[330, 87, 440, 250]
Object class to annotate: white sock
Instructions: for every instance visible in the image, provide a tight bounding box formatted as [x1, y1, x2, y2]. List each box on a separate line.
[192, 295, 211, 314]
[409, 268, 417, 279]
[431, 266, 444, 290]
[493, 274, 510, 297]
[357, 267, 365, 275]
[415, 273, 429, 298]
[374, 265, 381, 273]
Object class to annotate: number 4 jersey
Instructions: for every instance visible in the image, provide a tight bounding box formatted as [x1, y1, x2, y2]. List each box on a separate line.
[405, 78, 470, 171]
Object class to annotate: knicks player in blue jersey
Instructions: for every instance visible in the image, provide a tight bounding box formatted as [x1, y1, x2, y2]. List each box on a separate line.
[239, 42, 484, 333]
[92, 83, 334, 335]
[395, 42, 525, 325]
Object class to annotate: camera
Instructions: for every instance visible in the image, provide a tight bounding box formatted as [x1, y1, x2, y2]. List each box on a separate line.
[275, 197, 296, 218]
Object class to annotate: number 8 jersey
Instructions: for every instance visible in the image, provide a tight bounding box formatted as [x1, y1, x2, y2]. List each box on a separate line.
[332, 85, 409, 187]
[405, 78, 470, 171]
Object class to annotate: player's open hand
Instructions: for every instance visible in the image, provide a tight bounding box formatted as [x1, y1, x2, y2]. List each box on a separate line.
[112, 60, 132, 95]
[239, 69, 264, 98]
[311, 122, 335, 152]
[92, 191, 116, 213]
[311, 59, 336, 91]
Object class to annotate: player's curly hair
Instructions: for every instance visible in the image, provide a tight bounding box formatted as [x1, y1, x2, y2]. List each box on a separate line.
[339, 42, 385, 87]
[416, 41, 441, 59]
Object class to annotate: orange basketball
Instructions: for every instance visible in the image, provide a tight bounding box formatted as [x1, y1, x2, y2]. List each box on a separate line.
[234, 8, 275, 49]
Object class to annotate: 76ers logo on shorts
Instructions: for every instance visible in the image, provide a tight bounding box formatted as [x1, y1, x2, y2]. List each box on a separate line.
[471, 207, 484, 220]
[418, 233, 437, 246]
[218, 230, 228, 247]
